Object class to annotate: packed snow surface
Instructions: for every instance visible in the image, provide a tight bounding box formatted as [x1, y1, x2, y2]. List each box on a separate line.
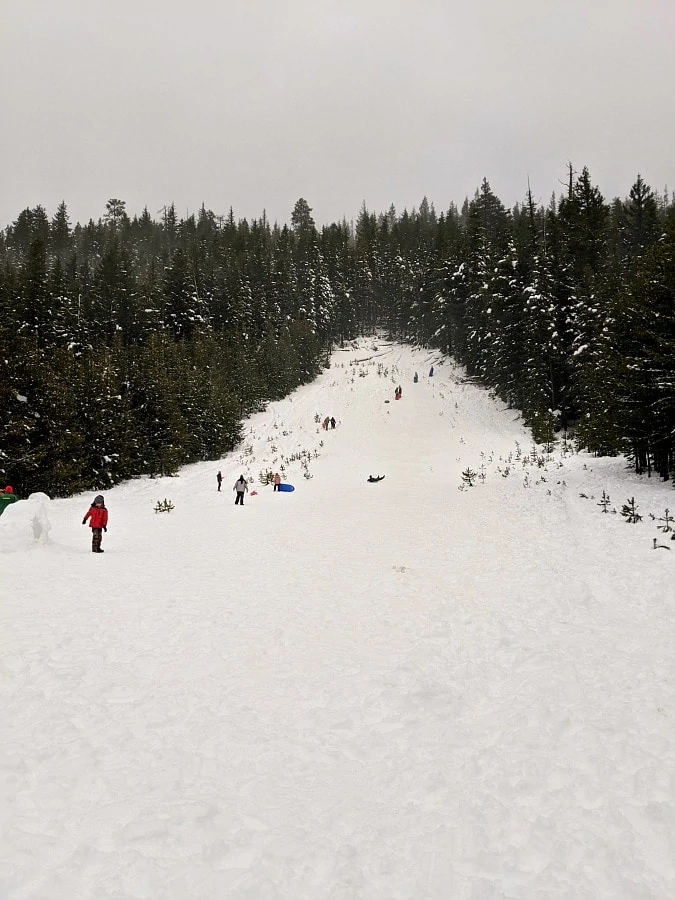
[2, 340, 674, 899]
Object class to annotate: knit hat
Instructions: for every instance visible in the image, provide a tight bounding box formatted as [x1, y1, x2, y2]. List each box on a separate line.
[94, 495, 104, 504]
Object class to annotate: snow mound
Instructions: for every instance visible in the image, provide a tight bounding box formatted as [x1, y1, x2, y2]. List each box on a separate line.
[0, 492, 52, 551]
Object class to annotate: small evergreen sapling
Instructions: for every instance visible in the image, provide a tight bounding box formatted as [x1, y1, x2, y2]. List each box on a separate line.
[597, 491, 611, 513]
[154, 498, 175, 513]
[657, 509, 674, 533]
[461, 468, 477, 487]
[620, 497, 642, 524]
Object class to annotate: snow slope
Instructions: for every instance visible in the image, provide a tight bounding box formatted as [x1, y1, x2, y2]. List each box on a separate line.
[2, 340, 674, 899]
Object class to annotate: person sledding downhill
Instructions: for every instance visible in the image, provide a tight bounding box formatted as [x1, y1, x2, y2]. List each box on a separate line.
[82, 495, 108, 553]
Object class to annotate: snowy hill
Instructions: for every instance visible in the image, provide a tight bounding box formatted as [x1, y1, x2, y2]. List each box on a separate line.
[2, 340, 674, 899]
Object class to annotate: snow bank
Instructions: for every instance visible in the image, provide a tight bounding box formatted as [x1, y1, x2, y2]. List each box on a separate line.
[0, 492, 52, 552]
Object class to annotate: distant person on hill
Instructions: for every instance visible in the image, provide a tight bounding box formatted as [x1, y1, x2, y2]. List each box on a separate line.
[233, 475, 248, 505]
[273, 472, 281, 492]
[82, 494, 108, 553]
[330, 416, 336, 429]
[429, 366, 434, 377]
[216, 470, 222, 492]
[367, 475, 385, 483]
[323, 416, 330, 431]
[413, 372, 418, 383]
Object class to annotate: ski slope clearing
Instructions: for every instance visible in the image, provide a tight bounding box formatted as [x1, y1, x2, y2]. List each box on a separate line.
[2, 340, 674, 899]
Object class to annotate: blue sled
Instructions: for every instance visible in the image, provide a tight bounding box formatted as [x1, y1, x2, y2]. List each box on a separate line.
[278, 483, 295, 492]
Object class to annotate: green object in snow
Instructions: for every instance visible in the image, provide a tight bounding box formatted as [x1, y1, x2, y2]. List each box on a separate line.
[0, 493, 19, 516]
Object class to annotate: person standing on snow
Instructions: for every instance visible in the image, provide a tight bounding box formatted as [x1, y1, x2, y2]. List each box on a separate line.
[82, 494, 108, 553]
[216, 470, 222, 492]
[330, 417, 336, 429]
[233, 475, 248, 505]
[273, 473, 281, 492]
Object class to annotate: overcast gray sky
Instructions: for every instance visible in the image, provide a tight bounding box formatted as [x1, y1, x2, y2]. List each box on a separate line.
[1, 0, 673, 229]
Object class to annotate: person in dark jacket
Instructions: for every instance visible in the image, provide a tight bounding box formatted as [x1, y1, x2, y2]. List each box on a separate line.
[82, 495, 108, 553]
[330, 417, 336, 429]
[217, 471, 222, 492]
[233, 475, 248, 505]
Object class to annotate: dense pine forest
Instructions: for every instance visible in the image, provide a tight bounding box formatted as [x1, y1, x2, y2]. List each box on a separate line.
[1, 167, 674, 497]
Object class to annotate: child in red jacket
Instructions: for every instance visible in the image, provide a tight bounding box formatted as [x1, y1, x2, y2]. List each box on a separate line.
[82, 495, 108, 553]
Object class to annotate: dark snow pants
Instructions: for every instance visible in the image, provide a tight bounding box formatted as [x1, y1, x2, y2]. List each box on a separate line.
[91, 528, 103, 552]
[235, 492, 245, 505]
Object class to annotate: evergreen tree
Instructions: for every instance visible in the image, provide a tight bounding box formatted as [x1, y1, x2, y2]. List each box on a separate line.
[621, 174, 661, 261]
[50, 201, 71, 258]
[614, 212, 675, 477]
[104, 198, 128, 232]
[19, 237, 49, 343]
[291, 198, 315, 234]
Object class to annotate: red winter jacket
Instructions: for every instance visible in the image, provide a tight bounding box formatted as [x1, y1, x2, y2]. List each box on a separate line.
[84, 506, 108, 529]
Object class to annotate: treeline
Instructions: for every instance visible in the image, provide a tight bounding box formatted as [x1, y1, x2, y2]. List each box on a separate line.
[1, 168, 674, 496]
[0, 198, 336, 495]
[353, 169, 674, 479]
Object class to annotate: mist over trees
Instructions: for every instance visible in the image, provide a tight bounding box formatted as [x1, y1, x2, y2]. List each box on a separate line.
[1, 170, 674, 497]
